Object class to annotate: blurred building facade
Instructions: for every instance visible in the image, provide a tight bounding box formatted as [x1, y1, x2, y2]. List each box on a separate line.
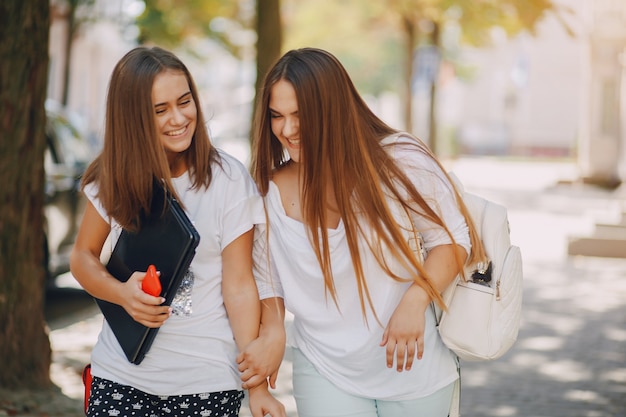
[433, 0, 626, 185]
[438, 6, 582, 158]
[579, 0, 626, 186]
[48, 0, 138, 147]
[48, 0, 625, 184]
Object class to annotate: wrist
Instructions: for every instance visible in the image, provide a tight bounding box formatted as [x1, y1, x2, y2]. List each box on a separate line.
[260, 322, 286, 343]
[406, 283, 432, 311]
[247, 379, 269, 394]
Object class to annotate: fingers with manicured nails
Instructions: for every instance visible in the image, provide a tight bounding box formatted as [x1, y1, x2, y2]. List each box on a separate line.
[122, 270, 170, 328]
[417, 338, 424, 361]
[405, 343, 415, 370]
[385, 336, 395, 369]
[395, 342, 406, 371]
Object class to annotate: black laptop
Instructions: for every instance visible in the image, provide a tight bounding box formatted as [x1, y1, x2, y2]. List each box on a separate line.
[97, 182, 200, 365]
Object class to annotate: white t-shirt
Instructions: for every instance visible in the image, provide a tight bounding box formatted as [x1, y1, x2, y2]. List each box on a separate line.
[85, 151, 264, 396]
[254, 134, 469, 400]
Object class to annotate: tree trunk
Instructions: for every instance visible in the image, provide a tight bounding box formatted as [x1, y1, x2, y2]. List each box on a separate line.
[251, 0, 282, 143]
[401, 15, 415, 134]
[427, 21, 440, 155]
[61, 1, 77, 106]
[0, 0, 52, 388]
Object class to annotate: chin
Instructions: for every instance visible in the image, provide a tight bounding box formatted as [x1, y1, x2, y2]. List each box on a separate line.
[287, 151, 300, 163]
[164, 135, 193, 150]
[178, 141, 193, 153]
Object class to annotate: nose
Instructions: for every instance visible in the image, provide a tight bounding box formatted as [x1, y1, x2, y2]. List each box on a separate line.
[170, 107, 186, 125]
[282, 116, 298, 138]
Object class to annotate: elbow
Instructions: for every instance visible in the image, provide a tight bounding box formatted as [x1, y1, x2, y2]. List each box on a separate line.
[456, 244, 469, 265]
[69, 247, 81, 276]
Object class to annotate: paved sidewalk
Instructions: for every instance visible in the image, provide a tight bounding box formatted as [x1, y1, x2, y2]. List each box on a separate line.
[438, 159, 626, 417]
[34, 158, 626, 416]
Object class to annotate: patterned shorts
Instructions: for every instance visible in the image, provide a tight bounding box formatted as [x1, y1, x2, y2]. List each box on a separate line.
[88, 376, 244, 417]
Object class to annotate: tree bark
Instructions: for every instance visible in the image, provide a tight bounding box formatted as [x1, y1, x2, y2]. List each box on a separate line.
[61, 0, 77, 106]
[401, 15, 415, 134]
[251, 0, 282, 143]
[0, 0, 52, 388]
[427, 21, 440, 155]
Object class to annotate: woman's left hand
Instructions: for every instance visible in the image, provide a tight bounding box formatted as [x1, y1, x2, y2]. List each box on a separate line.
[247, 381, 287, 417]
[380, 284, 430, 371]
[237, 327, 285, 389]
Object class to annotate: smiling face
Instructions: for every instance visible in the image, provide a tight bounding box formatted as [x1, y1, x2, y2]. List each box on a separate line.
[269, 79, 301, 163]
[151, 70, 197, 170]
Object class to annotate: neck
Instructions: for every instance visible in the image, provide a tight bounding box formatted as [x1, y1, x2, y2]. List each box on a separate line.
[169, 154, 187, 177]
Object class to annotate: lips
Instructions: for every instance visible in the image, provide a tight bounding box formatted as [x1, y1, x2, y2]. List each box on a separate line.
[166, 126, 187, 136]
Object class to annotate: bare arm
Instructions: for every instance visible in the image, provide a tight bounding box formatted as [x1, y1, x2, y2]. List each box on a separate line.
[69, 201, 170, 327]
[221, 229, 285, 417]
[381, 244, 467, 371]
[238, 296, 286, 389]
[405, 244, 468, 303]
[221, 228, 262, 351]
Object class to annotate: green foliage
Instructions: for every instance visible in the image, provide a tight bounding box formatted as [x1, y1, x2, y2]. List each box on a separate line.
[137, 0, 246, 55]
[134, 0, 569, 102]
[282, 0, 404, 95]
[280, 0, 568, 96]
[376, 0, 573, 49]
[423, 0, 570, 46]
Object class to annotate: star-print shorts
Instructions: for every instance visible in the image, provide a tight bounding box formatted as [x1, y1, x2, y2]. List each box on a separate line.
[87, 375, 244, 417]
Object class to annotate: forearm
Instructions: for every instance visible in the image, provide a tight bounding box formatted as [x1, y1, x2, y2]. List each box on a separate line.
[223, 282, 262, 351]
[405, 244, 467, 308]
[423, 244, 467, 293]
[70, 246, 126, 306]
[69, 201, 127, 305]
[382, 246, 466, 368]
[236, 296, 286, 390]
[260, 297, 286, 342]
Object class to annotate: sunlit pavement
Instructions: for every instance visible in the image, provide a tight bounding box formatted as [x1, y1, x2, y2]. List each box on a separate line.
[49, 157, 626, 417]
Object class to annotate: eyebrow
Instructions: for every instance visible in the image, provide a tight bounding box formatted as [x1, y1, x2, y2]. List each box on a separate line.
[154, 91, 192, 108]
[269, 107, 297, 115]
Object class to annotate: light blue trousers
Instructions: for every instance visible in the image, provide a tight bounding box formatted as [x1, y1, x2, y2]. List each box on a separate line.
[292, 348, 455, 417]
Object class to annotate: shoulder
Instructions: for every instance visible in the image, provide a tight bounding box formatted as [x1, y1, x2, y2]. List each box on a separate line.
[82, 181, 103, 209]
[381, 132, 427, 152]
[82, 181, 112, 223]
[212, 149, 251, 182]
[381, 132, 435, 167]
[83, 180, 99, 198]
[206, 149, 261, 202]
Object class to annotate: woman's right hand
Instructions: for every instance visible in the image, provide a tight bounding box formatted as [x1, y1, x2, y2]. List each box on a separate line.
[70, 202, 171, 328]
[237, 297, 287, 389]
[120, 271, 171, 328]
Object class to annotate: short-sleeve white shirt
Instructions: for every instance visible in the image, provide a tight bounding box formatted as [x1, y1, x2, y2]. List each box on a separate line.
[254, 134, 468, 400]
[85, 151, 264, 396]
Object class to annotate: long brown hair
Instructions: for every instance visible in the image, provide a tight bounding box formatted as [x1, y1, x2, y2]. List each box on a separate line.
[252, 47, 485, 317]
[82, 46, 219, 230]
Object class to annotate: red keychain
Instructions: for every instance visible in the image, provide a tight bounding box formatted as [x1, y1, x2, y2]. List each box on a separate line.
[141, 264, 161, 296]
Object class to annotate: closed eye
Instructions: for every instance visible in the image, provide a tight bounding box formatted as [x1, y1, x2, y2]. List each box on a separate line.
[179, 93, 192, 106]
